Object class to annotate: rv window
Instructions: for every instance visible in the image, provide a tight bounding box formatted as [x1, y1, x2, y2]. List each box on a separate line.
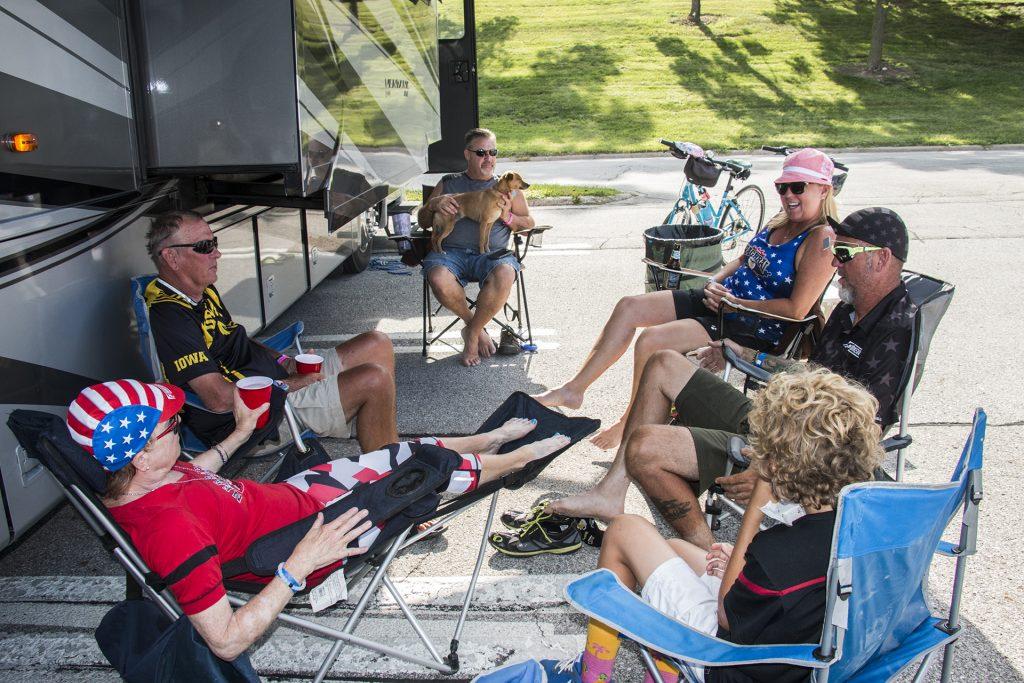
[438, 0, 465, 40]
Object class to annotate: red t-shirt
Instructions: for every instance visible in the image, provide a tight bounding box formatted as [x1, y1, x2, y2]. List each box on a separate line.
[111, 463, 324, 615]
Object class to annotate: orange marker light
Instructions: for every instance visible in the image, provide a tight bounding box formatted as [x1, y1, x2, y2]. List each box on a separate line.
[2, 133, 38, 152]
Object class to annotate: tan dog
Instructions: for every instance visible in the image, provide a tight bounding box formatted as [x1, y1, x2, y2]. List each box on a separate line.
[430, 171, 531, 254]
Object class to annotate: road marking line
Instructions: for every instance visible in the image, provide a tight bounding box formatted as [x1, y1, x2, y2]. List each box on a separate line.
[303, 329, 558, 343]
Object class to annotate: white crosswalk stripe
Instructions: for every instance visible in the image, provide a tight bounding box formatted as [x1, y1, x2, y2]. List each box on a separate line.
[0, 574, 585, 679]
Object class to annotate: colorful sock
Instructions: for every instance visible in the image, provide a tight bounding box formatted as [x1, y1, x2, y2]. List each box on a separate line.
[581, 618, 620, 683]
[641, 652, 680, 683]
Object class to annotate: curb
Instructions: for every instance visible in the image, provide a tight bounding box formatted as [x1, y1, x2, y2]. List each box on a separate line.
[511, 143, 1024, 162]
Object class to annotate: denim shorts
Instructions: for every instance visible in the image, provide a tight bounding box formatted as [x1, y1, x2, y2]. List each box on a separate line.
[421, 246, 521, 286]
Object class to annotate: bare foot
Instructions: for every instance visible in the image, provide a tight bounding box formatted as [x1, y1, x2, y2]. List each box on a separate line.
[484, 417, 537, 452]
[590, 419, 625, 451]
[532, 385, 584, 410]
[478, 329, 496, 358]
[460, 328, 480, 367]
[510, 433, 571, 465]
[548, 487, 625, 522]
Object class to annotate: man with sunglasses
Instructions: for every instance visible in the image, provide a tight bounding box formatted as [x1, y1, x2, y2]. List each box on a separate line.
[416, 127, 535, 366]
[143, 210, 398, 453]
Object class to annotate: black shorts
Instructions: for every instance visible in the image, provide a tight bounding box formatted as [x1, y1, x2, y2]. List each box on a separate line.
[671, 288, 772, 352]
[672, 367, 753, 494]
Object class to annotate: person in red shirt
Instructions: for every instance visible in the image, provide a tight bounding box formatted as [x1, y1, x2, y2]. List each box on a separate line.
[67, 379, 568, 661]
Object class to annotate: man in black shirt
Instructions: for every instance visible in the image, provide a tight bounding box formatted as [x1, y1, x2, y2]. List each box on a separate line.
[144, 210, 398, 451]
[535, 208, 914, 549]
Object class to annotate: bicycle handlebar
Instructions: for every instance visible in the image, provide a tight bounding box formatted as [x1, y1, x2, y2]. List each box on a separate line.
[760, 144, 849, 172]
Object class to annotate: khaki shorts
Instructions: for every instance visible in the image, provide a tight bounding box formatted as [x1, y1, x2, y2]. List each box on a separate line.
[287, 349, 351, 438]
[672, 368, 753, 494]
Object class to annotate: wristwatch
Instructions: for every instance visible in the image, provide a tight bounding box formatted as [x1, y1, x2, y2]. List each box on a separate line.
[276, 562, 306, 592]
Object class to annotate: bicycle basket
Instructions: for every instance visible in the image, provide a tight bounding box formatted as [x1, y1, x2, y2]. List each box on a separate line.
[684, 156, 722, 188]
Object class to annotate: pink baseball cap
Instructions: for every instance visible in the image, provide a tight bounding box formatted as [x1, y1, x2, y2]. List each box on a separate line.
[67, 380, 185, 471]
[775, 148, 834, 186]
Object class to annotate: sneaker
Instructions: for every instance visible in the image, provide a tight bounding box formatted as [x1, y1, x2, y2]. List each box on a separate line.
[497, 328, 523, 355]
[500, 504, 569, 530]
[539, 655, 585, 682]
[488, 514, 583, 557]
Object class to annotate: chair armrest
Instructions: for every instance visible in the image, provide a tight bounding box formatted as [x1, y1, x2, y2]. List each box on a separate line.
[727, 435, 750, 468]
[566, 570, 829, 669]
[641, 258, 715, 279]
[721, 298, 817, 324]
[521, 224, 553, 234]
[723, 345, 771, 383]
[881, 435, 913, 452]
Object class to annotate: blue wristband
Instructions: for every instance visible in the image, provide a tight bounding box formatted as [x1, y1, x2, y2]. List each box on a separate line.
[276, 562, 306, 592]
[754, 352, 767, 368]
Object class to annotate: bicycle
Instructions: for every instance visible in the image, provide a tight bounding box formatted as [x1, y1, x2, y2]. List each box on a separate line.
[660, 139, 766, 257]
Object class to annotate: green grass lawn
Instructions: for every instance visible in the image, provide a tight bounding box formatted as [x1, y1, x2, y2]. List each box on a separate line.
[474, 0, 1024, 154]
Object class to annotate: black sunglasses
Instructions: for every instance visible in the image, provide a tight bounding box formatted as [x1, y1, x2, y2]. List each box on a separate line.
[775, 182, 807, 196]
[163, 236, 219, 254]
[467, 148, 498, 157]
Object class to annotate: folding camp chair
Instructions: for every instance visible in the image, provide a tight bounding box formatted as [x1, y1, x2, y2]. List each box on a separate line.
[564, 408, 985, 683]
[390, 186, 551, 355]
[8, 391, 599, 681]
[130, 275, 316, 477]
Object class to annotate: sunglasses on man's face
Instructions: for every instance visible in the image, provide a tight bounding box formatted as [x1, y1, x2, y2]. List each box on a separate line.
[831, 243, 883, 264]
[467, 148, 498, 158]
[163, 236, 219, 255]
[775, 182, 807, 196]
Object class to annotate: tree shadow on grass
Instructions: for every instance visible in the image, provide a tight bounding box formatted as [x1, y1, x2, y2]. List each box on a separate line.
[481, 43, 653, 155]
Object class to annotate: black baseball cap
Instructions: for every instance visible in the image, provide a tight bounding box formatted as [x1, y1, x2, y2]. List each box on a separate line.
[827, 207, 909, 262]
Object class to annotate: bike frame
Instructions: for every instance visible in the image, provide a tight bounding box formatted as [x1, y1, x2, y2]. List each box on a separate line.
[665, 169, 754, 247]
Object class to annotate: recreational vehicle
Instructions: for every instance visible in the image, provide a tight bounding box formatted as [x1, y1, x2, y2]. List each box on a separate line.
[0, 0, 479, 550]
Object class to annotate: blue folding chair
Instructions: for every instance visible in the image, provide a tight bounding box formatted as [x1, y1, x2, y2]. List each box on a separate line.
[130, 275, 313, 459]
[565, 409, 985, 683]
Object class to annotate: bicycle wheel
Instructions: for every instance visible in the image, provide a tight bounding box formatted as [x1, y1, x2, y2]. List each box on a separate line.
[664, 179, 695, 225]
[720, 184, 765, 258]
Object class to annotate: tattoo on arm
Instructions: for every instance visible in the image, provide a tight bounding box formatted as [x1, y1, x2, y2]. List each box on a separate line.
[823, 236, 831, 249]
[762, 355, 800, 373]
[652, 496, 693, 522]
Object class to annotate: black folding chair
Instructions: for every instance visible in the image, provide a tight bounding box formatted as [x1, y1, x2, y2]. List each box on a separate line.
[391, 184, 551, 356]
[706, 270, 956, 528]
[8, 392, 598, 681]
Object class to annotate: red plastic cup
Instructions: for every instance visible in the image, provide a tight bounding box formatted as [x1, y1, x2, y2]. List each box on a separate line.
[237, 376, 273, 428]
[295, 353, 324, 374]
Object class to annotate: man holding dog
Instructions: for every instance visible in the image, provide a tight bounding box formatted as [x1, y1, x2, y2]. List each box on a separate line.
[494, 208, 915, 554]
[416, 127, 536, 366]
[143, 210, 398, 452]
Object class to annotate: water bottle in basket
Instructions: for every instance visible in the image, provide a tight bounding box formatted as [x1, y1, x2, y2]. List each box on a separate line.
[665, 245, 682, 289]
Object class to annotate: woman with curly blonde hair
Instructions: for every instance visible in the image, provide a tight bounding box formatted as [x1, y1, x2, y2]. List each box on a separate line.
[540, 368, 883, 683]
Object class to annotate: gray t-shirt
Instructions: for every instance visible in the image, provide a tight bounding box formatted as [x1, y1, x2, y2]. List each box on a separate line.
[437, 172, 512, 254]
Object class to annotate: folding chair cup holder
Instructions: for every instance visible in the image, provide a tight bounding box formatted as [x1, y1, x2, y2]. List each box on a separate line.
[565, 409, 985, 683]
[8, 391, 599, 680]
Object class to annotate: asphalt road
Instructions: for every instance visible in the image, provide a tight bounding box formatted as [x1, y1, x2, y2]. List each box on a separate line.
[1, 148, 1021, 681]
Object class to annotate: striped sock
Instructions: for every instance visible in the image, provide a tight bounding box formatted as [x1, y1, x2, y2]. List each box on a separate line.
[641, 652, 680, 683]
[581, 618, 619, 683]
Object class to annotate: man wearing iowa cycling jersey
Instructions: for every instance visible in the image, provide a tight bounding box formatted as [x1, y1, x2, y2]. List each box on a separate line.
[144, 210, 397, 451]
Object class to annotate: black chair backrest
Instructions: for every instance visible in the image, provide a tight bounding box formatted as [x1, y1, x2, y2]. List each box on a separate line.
[9, 409, 108, 495]
[893, 270, 955, 406]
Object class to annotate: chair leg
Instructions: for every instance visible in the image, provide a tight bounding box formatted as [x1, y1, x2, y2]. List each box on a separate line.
[447, 492, 501, 669]
[422, 278, 429, 356]
[517, 268, 534, 346]
[639, 648, 666, 683]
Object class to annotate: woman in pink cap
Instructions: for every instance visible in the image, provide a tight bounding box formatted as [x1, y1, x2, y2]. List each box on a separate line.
[67, 379, 567, 661]
[535, 148, 838, 453]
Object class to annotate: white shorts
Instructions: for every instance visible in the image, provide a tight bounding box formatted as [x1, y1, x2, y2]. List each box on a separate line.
[287, 348, 351, 438]
[640, 557, 723, 681]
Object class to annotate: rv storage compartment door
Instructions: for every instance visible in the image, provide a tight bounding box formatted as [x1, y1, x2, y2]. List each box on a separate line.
[0, 0, 139, 190]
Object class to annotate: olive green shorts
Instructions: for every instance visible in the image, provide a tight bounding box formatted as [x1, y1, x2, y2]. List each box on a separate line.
[672, 368, 753, 494]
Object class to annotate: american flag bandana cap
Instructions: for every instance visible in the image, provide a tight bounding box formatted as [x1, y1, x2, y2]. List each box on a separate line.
[67, 380, 185, 472]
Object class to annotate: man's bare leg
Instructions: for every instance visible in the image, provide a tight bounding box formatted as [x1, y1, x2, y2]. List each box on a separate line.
[625, 424, 716, 549]
[460, 264, 516, 366]
[547, 349, 700, 521]
[334, 330, 395, 379]
[533, 292, 677, 412]
[592, 318, 711, 450]
[338, 363, 397, 452]
[425, 267, 492, 365]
